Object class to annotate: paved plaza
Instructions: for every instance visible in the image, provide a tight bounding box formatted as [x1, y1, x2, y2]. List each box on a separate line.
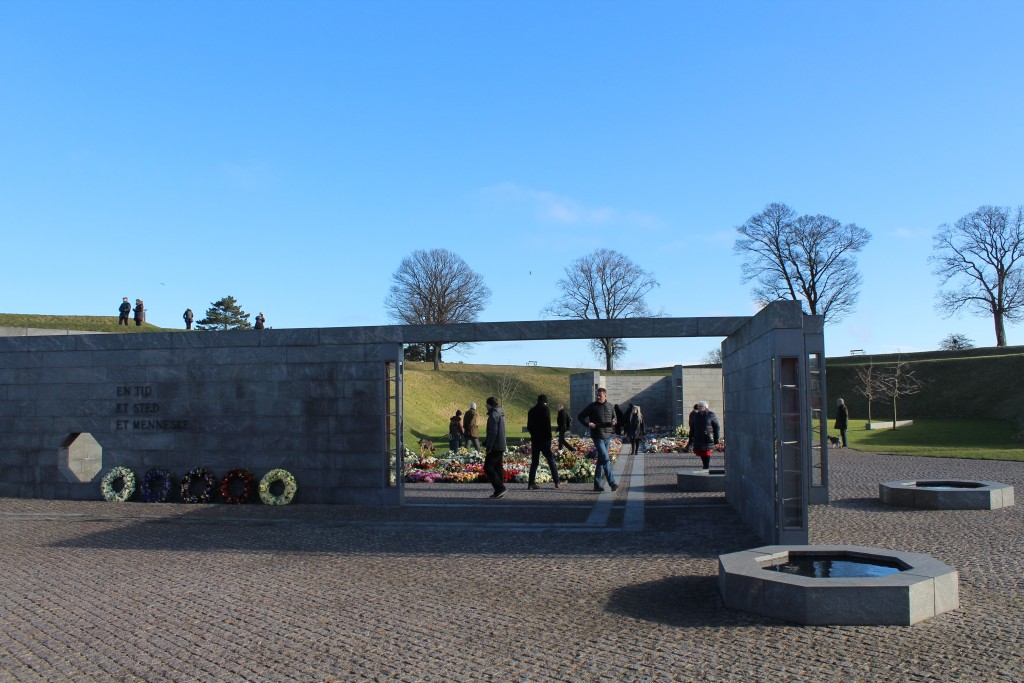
[0, 449, 1021, 682]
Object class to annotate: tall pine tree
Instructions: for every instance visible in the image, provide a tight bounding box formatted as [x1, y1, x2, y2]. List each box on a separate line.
[196, 295, 252, 330]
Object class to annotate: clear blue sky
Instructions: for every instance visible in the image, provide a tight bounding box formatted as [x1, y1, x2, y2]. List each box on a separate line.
[2, 1, 1022, 368]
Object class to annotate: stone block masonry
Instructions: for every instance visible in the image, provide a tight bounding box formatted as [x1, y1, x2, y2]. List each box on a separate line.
[0, 328, 395, 505]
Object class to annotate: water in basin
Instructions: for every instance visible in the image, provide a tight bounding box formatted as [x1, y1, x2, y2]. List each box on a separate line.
[765, 555, 904, 578]
[913, 481, 985, 490]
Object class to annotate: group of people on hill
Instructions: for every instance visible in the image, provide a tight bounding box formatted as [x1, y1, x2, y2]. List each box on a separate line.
[117, 297, 145, 327]
[118, 298, 265, 331]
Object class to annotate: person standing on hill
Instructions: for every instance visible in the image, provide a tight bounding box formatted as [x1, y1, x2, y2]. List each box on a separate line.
[526, 394, 561, 489]
[483, 396, 507, 499]
[254, 312, 266, 329]
[689, 401, 721, 469]
[133, 299, 145, 326]
[183, 308, 194, 330]
[578, 388, 619, 492]
[463, 402, 480, 451]
[118, 297, 131, 327]
[556, 404, 572, 451]
[626, 404, 645, 455]
[835, 398, 849, 448]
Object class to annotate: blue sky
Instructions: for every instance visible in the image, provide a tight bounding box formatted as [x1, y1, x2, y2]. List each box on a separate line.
[2, 1, 1022, 368]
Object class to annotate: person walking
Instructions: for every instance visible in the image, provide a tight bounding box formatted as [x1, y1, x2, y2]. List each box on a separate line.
[254, 312, 266, 329]
[463, 402, 481, 451]
[689, 400, 721, 469]
[626, 403, 645, 455]
[133, 299, 145, 327]
[613, 404, 625, 439]
[526, 394, 561, 489]
[183, 308, 194, 330]
[118, 297, 131, 327]
[835, 398, 849, 448]
[683, 403, 699, 452]
[448, 410, 464, 453]
[556, 403, 572, 451]
[483, 396, 507, 498]
[578, 387, 619, 492]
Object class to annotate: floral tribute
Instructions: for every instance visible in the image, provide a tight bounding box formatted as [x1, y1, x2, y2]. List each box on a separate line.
[259, 469, 298, 505]
[100, 466, 136, 502]
[140, 468, 175, 503]
[220, 468, 256, 504]
[180, 467, 217, 503]
[402, 435, 620, 484]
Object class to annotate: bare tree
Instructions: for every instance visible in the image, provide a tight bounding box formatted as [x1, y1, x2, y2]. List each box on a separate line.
[701, 348, 723, 365]
[494, 373, 522, 410]
[938, 333, 975, 351]
[875, 356, 926, 430]
[384, 249, 491, 370]
[853, 361, 881, 425]
[542, 248, 659, 370]
[930, 205, 1024, 347]
[734, 202, 871, 323]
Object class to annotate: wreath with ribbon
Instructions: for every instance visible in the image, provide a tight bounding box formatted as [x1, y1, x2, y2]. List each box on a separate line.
[220, 468, 256, 504]
[101, 466, 136, 502]
[180, 467, 217, 503]
[140, 468, 175, 503]
[259, 469, 298, 505]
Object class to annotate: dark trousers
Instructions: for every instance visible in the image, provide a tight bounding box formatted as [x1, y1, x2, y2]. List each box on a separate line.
[557, 430, 570, 450]
[118, 315, 129, 326]
[839, 429, 848, 447]
[630, 438, 642, 455]
[484, 450, 506, 493]
[529, 439, 559, 485]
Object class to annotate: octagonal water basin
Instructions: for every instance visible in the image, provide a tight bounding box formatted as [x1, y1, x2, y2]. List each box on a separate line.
[879, 479, 1014, 510]
[676, 468, 725, 492]
[718, 545, 959, 625]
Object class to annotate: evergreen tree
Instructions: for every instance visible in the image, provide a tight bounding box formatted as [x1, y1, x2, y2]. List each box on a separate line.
[196, 295, 252, 330]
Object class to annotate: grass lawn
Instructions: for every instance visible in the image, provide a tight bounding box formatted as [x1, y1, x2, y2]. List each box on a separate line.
[836, 418, 1024, 461]
[0, 313, 173, 333]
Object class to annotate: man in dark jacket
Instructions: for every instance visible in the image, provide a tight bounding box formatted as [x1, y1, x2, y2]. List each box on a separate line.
[526, 394, 561, 489]
[835, 398, 849, 447]
[463, 402, 480, 451]
[118, 297, 131, 326]
[556, 404, 572, 451]
[578, 388, 619, 492]
[133, 299, 144, 326]
[484, 396, 507, 498]
[689, 400, 721, 469]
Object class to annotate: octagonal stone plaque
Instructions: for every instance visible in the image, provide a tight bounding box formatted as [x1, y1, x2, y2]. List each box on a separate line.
[58, 433, 103, 483]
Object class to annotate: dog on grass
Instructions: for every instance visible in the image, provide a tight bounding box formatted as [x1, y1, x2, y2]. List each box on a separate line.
[418, 439, 436, 456]
[828, 435, 841, 447]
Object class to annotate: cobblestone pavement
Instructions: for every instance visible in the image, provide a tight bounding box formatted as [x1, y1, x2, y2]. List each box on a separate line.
[0, 449, 1022, 682]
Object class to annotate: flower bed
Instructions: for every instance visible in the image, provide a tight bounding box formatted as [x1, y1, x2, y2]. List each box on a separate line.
[402, 429, 724, 485]
[403, 435, 619, 484]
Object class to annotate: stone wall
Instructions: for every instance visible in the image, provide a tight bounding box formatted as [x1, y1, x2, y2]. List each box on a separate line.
[0, 329, 397, 505]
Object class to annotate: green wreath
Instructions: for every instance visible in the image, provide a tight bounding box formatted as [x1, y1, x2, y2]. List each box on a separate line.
[259, 469, 297, 505]
[101, 466, 136, 502]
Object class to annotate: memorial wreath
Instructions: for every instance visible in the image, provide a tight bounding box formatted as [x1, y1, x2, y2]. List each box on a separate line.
[259, 469, 297, 505]
[141, 468, 175, 503]
[100, 466, 136, 502]
[220, 468, 256, 504]
[180, 467, 217, 503]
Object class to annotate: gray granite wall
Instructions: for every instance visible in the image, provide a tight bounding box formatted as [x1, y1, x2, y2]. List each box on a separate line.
[721, 302, 823, 544]
[0, 329, 396, 505]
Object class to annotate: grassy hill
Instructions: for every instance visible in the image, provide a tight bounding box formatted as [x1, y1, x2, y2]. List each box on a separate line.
[0, 313, 173, 333]
[826, 346, 1024, 431]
